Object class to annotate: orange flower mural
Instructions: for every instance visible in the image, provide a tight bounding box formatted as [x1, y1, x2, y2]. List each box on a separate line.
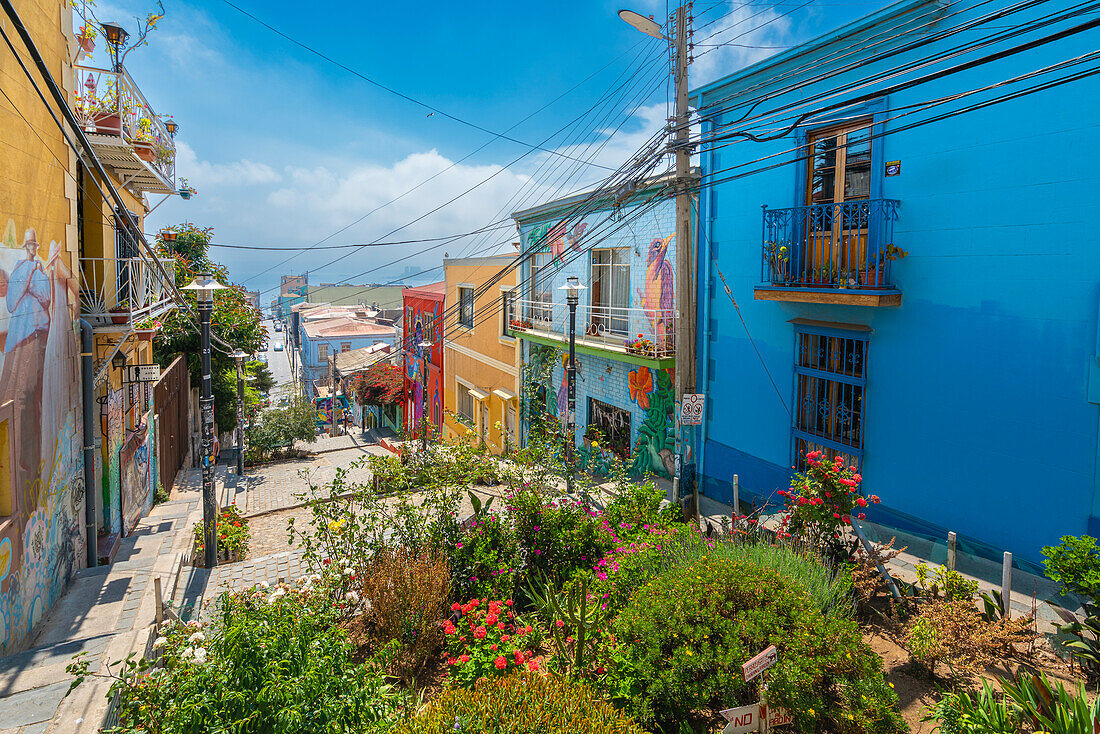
[628, 367, 653, 409]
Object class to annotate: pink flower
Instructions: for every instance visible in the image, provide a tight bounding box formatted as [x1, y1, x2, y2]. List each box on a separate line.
[556, 620, 565, 628]
[852, 474, 863, 483]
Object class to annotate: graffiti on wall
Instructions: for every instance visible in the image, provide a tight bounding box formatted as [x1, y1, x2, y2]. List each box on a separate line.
[120, 427, 150, 535]
[628, 367, 675, 479]
[403, 299, 443, 435]
[104, 387, 123, 535]
[637, 234, 675, 347]
[0, 221, 85, 653]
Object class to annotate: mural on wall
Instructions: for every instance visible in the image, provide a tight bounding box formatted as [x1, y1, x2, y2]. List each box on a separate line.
[555, 354, 583, 421]
[526, 220, 588, 262]
[628, 367, 675, 479]
[120, 427, 149, 535]
[403, 298, 443, 435]
[104, 387, 123, 535]
[0, 221, 85, 654]
[638, 234, 675, 348]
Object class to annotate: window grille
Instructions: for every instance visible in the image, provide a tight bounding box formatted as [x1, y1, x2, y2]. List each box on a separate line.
[792, 325, 868, 470]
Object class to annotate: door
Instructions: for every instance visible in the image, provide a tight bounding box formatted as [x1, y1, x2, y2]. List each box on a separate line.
[480, 401, 489, 444]
[802, 121, 872, 285]
[506, 405, 517, 447]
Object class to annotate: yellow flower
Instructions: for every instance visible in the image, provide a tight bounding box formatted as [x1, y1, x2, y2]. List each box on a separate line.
[808, 708, 815, 717]
[685, 649, 693, 656]
[328, 519, 345, 531]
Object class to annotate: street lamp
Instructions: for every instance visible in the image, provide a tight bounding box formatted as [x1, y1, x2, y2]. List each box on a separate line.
[183, 272, 227, 568]
[229, 349, 249, 477]
[418, 340, 433, 452]
[558, 276, 586, 496]
[99, 21, 128, 71]
[164, 118, 179, 136]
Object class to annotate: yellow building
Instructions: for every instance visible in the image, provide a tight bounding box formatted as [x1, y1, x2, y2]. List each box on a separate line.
[1, 0, 180, 652]
[442, 255, 520, 453]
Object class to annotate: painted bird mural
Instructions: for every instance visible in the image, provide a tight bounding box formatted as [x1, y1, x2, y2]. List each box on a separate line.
[637, 234, 675, 345]
[547, 221, 589, 261]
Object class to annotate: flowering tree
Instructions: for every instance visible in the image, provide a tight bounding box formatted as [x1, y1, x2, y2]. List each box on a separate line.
[777, 451, 881, 561]
[353, 362, 402, 405]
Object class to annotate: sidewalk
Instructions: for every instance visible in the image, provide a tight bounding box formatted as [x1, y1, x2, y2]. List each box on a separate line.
[0, 474, 202, 734]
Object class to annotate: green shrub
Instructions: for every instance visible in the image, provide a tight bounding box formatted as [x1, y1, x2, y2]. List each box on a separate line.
[510, 489, 611, 589]
[396, 672, 647, 734]
[609, 557, 903, 733]
[922, 682, 1019, 734]
[69, 581, 409, 733]
[451, 511, 519, 601]
[596, 529, 852, 619]
[1043, 535, 1100, 602]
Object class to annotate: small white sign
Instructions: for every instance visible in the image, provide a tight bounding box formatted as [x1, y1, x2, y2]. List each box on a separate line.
[720, 703, 762, 734]
[765, 705, 793, 728]
[742, 644, 777, 682]
[681, 393, 705, 425]
[126, 364, 161, 382]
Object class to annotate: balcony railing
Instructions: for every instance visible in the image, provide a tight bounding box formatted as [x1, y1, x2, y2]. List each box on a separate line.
[73, 65, 176, 193]
[79, 256, 176, 328]
[510, 298, 676, 359]
[761, 199, 901, 289]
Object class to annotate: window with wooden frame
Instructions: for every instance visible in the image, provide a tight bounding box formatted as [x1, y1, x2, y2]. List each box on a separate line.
[801, 119, 874, 285]
[792, 324, 868, 470]
[317, 343, 329, 361]
[501, 289, 515, 338]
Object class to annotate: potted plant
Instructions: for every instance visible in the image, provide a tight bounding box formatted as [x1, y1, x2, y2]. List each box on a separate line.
[764, 240, 790, 284]
[812, 261, 838, 287]
[178, 178, 196, 200]
[77, 24, 96, 54]
[859, 244, 908, 288]
[134, 316, 162, 341]
[129, 117, 157, 161]
[625, 335, 655, 357]
[110, 299, 130, 324]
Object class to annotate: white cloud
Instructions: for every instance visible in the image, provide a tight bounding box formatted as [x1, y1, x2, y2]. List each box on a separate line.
[174, 141, 282, 186]
[691, 2, 795, 88]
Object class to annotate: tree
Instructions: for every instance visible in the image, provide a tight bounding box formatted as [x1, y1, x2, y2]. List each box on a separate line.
[247, 396, 316, 461]
[247, 361, 275, 395]
[353, 362, 403, 405]
[152, 223, 266, 433]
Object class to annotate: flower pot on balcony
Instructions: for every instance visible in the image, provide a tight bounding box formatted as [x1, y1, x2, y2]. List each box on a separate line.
[133, 141, 156, 162]
[858, 266, 888, 289]
[92, 112, 121, 135]
[110, 311, 129, 325]
[79, 35, 95, 54]
[135, 328, 155, 341]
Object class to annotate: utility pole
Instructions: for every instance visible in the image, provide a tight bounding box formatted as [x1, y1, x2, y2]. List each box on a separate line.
[671, 3, 697, 516]
[184, 273, 225, 568]
[620, 3, 695, 513]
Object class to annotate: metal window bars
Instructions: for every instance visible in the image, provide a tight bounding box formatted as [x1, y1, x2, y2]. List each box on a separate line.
[792, 329, 869, 469]
[79, 255, 176, 327]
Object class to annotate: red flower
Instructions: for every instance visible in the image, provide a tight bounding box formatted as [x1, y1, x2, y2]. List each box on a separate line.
[459, 654, 470, 663]
[856, 497, 867, 507]
[451, 602, 461, 611]
[474, 626, 487, 640]
[514, 650, 525, 664]
[852, 474, 863, 483]
[832, 513, 840, 519]
[857, 513, 866, 520]
[494, 656, 507, 670]
[496, 622, 505, 630]
[485, 614, 498, 626]
[527, 661, 539, 671]
[490, 644, 498, 651]
[442, 621, 456, 635]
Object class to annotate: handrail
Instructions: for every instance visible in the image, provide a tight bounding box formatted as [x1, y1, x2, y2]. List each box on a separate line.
[509, 297, 676, 358]
[78, 256, 176, 325]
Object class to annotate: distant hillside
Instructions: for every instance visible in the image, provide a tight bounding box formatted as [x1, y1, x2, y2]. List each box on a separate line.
[305, 285, 404, 309]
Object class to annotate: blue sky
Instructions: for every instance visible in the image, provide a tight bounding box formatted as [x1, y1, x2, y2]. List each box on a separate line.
[84, 0, 889, 303]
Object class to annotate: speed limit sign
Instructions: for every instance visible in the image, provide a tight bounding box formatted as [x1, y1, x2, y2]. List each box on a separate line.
[681, 393, 705, 425]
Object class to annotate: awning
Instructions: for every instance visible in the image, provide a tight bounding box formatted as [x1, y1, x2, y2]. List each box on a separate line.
[469, 388, 490, 401]
[492, 388, 517, 401]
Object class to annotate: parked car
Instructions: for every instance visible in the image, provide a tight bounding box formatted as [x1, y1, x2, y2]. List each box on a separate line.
[274, 323, 283, 332]
[273, 342, 284, 351]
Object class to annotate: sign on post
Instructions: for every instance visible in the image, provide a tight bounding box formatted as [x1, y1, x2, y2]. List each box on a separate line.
[742, 644, 777, 682]
[681, 393, 705, 425]
[720, 703, 761, 734]
[126, 364, 162, 382]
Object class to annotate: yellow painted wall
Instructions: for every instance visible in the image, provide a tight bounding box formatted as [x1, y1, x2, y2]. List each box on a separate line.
[442, 257, 519, 454]
[0, 0, 88, 653]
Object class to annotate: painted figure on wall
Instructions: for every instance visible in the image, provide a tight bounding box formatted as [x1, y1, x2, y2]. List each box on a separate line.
[638, 234, 674, 346]
[0, 219, 85, 654]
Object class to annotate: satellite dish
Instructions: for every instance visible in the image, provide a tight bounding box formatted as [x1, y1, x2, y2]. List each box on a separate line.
[618, 9, 667, 40]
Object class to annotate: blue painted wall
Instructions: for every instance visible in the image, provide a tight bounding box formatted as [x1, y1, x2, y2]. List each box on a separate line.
[692, 0, 1100, 562]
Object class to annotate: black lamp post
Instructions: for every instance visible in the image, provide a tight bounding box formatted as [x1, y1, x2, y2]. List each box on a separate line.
[183, 272, 226, 568]
[99, 22, 128, 71]
[558, 276, 585, 496]
[164, 118, 178, 136]
[418, 340, 433, 452]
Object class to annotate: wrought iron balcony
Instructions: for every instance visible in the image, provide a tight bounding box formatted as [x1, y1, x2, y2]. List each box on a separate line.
[758, 199, 902, 306]
[508, 298, 675, 362]
[79, 256, 177, 329]
[73, 65, 176, 195]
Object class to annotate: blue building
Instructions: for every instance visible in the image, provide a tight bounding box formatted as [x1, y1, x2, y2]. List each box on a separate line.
[691, 0, 1100, 563]
[298, 308, 397, 397]
[512, 177, 690, 478]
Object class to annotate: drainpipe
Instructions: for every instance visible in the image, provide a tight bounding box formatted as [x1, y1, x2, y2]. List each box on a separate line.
[696, 115, 715, 502]
[80, 320, 97, 568]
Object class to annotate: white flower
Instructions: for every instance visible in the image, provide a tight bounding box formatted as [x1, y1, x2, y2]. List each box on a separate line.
[180, 646, 194, 659]
[187, 620, 201, 628]
[188, 631, 205, 644]
[192, 647, 207, 664]
[310, 574, 322, 583]
[345, 591, 359, 603]
[343, 567, 355, 576]
[152, 637, 168, 650]
[159, 621, 175, 632]
[258, 580, 269, 589]
[273, 588, 286, 598]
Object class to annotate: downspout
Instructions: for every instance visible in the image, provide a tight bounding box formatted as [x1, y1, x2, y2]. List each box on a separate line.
[696, 115, 715, 499]
[80, 320, 97, 568]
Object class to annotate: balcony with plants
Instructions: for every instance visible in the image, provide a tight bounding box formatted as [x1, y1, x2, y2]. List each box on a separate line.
[78, 253, 177, 331]
[508, 298, 676, 368]
[757, 199, 904, 307]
